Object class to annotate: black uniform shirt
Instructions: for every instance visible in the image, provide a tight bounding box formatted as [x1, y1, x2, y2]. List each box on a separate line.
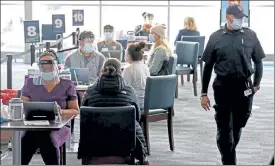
[202, 25, 265, 78]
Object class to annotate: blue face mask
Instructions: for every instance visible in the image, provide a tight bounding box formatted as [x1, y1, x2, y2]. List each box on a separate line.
[41, 72, 54, 81]
[149, 34, 155, 43]
[229, 19, 243, 30]
[104, 32, 113, 40]
[81, 43, 94, 53]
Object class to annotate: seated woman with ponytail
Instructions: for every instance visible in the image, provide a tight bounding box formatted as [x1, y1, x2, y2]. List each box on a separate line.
[123, 42, 150, 110]
[81, 58, 149, 164]
[148, 24, 172, 76]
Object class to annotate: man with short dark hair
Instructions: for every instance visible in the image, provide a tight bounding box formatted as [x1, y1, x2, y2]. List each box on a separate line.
[97, 25, 123, 61]
[65, 30, 105, 83]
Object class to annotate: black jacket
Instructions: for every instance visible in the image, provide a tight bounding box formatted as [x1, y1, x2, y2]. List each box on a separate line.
[80, 74, 147, 161]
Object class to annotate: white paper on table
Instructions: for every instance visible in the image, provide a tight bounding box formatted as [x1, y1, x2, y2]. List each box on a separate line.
[23, 120, 50, 126]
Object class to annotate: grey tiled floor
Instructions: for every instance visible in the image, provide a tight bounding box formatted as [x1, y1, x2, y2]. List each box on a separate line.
[1, 62, 274, 165]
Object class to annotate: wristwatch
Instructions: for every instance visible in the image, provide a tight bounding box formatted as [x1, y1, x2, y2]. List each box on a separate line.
[200, 93, 207, 100]
[201, 93, 207, 97]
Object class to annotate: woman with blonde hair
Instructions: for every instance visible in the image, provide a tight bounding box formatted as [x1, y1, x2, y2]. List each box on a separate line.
[174, 16, 200, 45]
[148, 24, 172, 75]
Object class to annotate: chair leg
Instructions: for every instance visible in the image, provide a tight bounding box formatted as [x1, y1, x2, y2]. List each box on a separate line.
[62, 143, 66, 165]
[193, 72, 198, 97]
[180, 74, 184, 85]
[175, 75, 178, 98]
[187, 65, 190, 82]
[71, 118, 75, 134]
[59, 146, 63, 165]
[143, 117, 150, 155]
[167, 107, 174, 151]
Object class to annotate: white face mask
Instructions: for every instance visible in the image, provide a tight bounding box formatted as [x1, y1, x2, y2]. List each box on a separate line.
[104, 32, 113, 40]
[229, 18, 243, 30]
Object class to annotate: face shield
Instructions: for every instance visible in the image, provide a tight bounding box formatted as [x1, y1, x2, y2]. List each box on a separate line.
[33, 60, 60, 85]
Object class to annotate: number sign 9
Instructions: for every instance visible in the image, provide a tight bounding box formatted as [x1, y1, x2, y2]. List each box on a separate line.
[52, 14, 65, 33]
[24, 20, 40, 43]
[72, 10, 84, 26]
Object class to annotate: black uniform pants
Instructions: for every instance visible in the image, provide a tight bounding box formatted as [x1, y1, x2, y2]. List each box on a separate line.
[213, 76, 253, 165]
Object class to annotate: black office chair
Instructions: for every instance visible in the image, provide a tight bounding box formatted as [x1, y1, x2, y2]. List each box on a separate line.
[79, 106, 136, 165]
[269, 155, 274, 165]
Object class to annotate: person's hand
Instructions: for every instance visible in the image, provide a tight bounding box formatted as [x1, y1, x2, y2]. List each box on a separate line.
[253, 87, 258, 94]
[201, 95, 211, 111]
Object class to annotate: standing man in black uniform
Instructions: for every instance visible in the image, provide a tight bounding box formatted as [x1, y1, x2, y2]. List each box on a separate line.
[200, 4, 265, 165]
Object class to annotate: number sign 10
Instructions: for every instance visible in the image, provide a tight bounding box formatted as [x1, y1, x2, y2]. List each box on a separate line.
[73, 13, 83, 22]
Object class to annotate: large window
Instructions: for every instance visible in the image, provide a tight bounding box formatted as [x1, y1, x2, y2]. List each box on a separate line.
[36, 1, 99, 5]
[101, 1, 168, 5]
[250, 1, 274, 6]
[170, 1, 220, 6]
[250, 6, 274, 54]
[1, 4, 25, 52]
[169, 6, 220, 47]
[101, 6, 168, 39]
[32, 3, 100, 47]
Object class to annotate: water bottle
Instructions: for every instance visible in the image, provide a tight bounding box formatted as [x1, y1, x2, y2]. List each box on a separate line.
[8, 98, 23, 121]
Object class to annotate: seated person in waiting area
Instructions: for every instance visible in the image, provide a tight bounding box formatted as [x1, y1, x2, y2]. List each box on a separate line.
[21, 51, 79, 165]
[123, 42, 150, 110]
[148, 24, 172, 75]
[174, 16, 200, 45]
[97, 25, 123, 61]
[81, 58, 149, 165]
[65, 31, 106, 84]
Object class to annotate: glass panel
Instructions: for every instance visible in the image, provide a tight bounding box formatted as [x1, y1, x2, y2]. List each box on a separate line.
[1, 1, 24, 5]
[169, 7, 220, 48]
[101, 6, 168, 39]
[32, 4, 100, 48]
[170, 1, 220, 6]
[101, 1, 168, 5]
[250, 1, 274, 6]
[1, 4, 25, 52]
[250, 7, 274, 54]
[36, 1, 99, 5]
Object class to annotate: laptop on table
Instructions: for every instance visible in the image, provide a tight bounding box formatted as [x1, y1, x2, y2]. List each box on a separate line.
[24, 102, 55, 121]
[70, 68, 90, 86]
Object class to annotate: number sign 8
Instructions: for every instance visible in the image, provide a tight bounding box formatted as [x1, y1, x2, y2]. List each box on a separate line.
[27, 26, 37, 37]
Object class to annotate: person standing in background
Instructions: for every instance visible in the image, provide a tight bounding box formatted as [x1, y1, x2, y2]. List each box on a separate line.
[174, 17, 200, 45]
[134, 12, 154, 37]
